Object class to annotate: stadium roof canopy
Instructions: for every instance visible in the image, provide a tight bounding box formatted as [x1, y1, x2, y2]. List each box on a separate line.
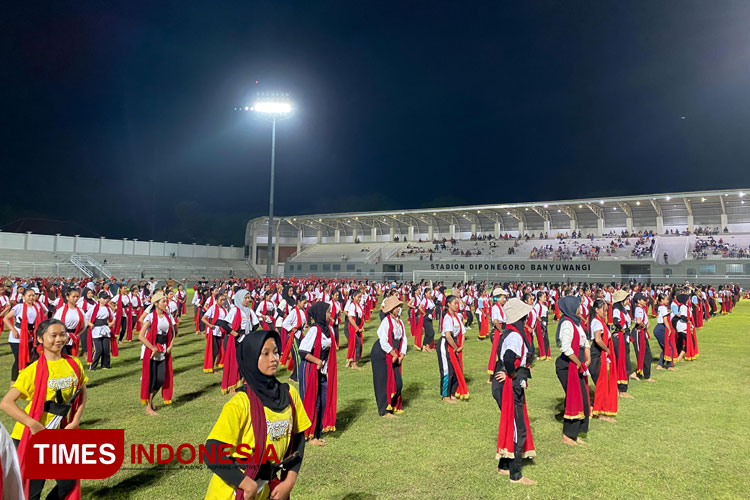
[247, 188, 750, 239]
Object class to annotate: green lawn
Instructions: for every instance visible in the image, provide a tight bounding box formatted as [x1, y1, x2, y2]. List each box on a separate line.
[2, 297, 749, 499]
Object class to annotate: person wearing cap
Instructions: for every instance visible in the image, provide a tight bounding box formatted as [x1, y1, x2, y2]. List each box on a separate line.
[138, 291, 176, 416]
[555, 295, 591, 446]
[371, 295, 407, 417]
[611, 289, 635, 396]
[487, 287, 509, 382]
[632, 293, 655, 382]
[85, 291, 117, 370]
[494, 297, 536, 485]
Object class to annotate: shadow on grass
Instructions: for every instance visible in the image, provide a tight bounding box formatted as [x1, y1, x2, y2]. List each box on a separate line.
[553, 398, 565, 422]
[82, 458, 181, 499]
[87, 366, 146, 389]
[401, 382, 422, 409]
[81, 417, 108, 427]
[172, 361, 206, 376]
[335, 398, 368, 433]
[171, 383, 218, 408]
[340, 494, 377, 500]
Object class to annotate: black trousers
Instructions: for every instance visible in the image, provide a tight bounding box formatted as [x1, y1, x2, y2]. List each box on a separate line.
[149, 359, 166, 393]
[555, 356, 590, 440]
[497, 379, 526, 481]
[211, 335, 222, 366]
[118, 316, 129, 341]
[332, 324, 339, 346]
[589, 348, 602, 385]
[423, 319, 435, 347]
[91, 337, 111, 369]
[13, 439, 76, 500]
[299, 360, 327, 437]
[80, 327, 89, 355]
[10, 342, 36, 382]
[371, 342, 403, 415]
[465, 310, 474, 327]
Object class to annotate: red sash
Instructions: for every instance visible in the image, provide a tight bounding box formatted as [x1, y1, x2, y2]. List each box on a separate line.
[18, 303, 43, 371]
[18, 354, 83, 500]
[495, 336, 535, 459]
[140, 310, 174, 404]
[385, 316, 404, 412]
[59, 304, 84, 356]
[487, 304, 505, 375]
[592, 322, 618, 416]
[221, 308, 243, 394]
[87, 303, 117, 364]
[203, 305, 225, 373]
[346, 306, 364, 362]
[444, 312, 468, 399]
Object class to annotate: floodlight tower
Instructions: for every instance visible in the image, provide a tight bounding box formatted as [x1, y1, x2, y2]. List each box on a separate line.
[236, 92, 293, 277]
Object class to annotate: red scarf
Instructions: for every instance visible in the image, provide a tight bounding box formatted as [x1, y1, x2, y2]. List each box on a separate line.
[18, 303, 43, 371]
[443, 312, 469, 399]
[221, 308, 243, 394]
[562, 319, 586, 420]
[17, 354, 83, 500]
[663, 311, 678, 363]
[301, 325, 337, 436]
[260, 301, 272, 330]
[346, 305, 364, 362]
[385, 315, 404, 412]
[140, 310, 174, 404]
[112, 294, 125, 339]
[59, 303, 85, 356]
[280, 308, 304, 368]
[203, 306, 225, 373]
[234, 386, 296, 500]
[592, 320, 618, 417]
[495, 331, 535, 459]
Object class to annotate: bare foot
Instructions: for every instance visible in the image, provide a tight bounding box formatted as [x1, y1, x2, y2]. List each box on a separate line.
[497, 469, 510, 476]
[345, 360, 352, 368]
[667, 367, 677, 371]
[510, 477, 537, 485]
[382, 413, 398, 419]
[644, 378, 656, 383]
[145, 406, 159, 416]
[351, 364, 362, 370]
[656, 365, 664, 370]
[562, 435, 578, 446]
[619, 392, 634, 399]
[443, 397, 457, 404]
[487, 378, 493, 384]
[598, 416, 617, 423]
[308, 438, 326, 446]
[576, 438, 587, 445]
[629, 373, 639, 381]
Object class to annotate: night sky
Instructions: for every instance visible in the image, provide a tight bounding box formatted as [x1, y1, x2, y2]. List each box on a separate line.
[4, 1, 750, 245]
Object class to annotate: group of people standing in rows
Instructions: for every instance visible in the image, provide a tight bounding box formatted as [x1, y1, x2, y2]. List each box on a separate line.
[0, 274, 739, 498]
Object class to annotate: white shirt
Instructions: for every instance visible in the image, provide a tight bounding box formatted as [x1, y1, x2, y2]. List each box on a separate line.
[225, 305, 259, 334]
[53, 305, 85, 346]
[143, 312, 172, 361]
[8, 303, 45, 344]
[657, 305, 669, 325]
[255, 300, 276, 323]
[111, 294, 131, 308]
[85, 304, 113, 338]
[376, 316, 408, 355]
[441, 312, 465, 339]
[491, 303, 506, 325]
[559, 320, 590, 356]
[419, 298, 435, 319]
[0, 422, 22, 500]
[204, 304, 228, 337]
[590, 317, 605, 341]
[299, 325, 332, 374]
[282, 308, 307, 339]
[500, 330, 526, 367]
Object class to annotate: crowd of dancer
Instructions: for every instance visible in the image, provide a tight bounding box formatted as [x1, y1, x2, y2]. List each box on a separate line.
[0, 274, 740, 497]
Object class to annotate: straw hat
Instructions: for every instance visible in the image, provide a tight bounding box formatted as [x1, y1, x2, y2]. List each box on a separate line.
[613, 290, 629, 303]
[492, 287, 509, 297]
[503, 298, 533, 324]
[382, 295, 403, 313]
[151, 291, 166, 304]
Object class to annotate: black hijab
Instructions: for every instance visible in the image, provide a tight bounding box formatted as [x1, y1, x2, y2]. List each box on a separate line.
[308, 301, 331, 338]
[555, 295, 581, 346]
[282, 286, 296, 308]
[237, 330, 290, 412]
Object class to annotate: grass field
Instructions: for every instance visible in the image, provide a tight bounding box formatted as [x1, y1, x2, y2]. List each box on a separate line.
[2, 295, 749, 499]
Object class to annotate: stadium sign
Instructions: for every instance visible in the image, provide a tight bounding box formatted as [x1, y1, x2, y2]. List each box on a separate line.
[428, 262, 595, 272]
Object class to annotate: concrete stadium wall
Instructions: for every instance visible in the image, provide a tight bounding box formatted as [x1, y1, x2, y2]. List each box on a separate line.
[0, 231, 243, 260]
[285, 258, 750, 285]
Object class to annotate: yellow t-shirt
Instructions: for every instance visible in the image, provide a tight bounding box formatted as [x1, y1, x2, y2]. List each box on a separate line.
[205, 386, 311, 500]
[11, 356, 88, 440]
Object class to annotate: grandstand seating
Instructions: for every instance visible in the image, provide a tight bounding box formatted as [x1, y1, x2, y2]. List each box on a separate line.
[0, 249, 252, 281]
[290, 243, 403, 263]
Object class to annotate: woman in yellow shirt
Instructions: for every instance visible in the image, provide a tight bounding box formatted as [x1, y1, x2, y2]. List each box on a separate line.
[0, 318, 88, 500]
[204, 330, 311, 500]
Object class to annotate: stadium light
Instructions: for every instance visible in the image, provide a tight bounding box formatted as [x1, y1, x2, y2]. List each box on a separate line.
[236, 91, 294, 277]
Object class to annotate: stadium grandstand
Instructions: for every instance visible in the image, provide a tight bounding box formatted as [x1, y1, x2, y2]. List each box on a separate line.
[245, 188, 750, 284]
[0, 229, 254, 281]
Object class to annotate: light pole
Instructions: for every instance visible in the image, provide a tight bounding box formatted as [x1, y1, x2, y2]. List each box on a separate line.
[239, 95, 292, 277]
